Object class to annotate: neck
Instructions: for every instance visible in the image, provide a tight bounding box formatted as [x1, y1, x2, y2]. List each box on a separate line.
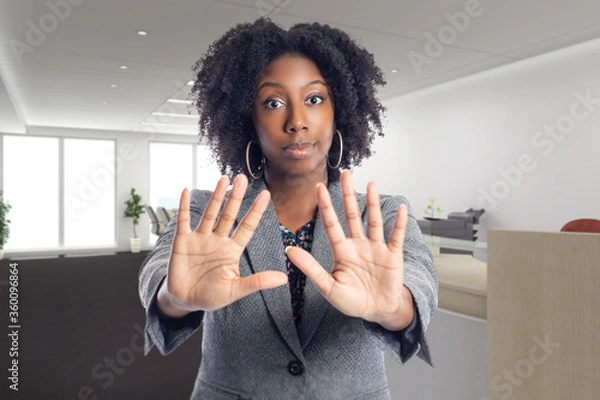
[263, 166, 328, 230]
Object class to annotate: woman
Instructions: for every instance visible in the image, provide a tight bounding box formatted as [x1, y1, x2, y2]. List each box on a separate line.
[139, 18, 438, 399]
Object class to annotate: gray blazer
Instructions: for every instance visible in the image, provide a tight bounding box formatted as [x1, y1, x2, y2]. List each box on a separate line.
[139, 178, 439, 399]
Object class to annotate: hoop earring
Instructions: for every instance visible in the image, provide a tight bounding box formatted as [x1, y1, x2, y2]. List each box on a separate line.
[246, 140, 264, 179]
[327, 130, 343, 169]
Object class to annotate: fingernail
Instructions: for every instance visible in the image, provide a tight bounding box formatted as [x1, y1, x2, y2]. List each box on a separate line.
[284, 246, 292, 254]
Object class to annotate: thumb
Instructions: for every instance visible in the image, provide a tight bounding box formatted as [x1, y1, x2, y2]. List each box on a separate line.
[285, 246, 334, 296]
[231, 271, 288, 300]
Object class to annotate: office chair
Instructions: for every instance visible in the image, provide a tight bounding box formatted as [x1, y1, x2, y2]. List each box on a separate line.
[156, 206, 172, 228]
[145, 205, 165, 236]
[560, 218, 600, 233]
[166, 208, 176, 220]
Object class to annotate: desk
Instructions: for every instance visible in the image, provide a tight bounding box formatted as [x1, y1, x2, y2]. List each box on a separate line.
[434, 254, 487, 319]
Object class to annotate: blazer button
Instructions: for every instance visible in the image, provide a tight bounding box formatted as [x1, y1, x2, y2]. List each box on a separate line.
[287, 360, 304, 376]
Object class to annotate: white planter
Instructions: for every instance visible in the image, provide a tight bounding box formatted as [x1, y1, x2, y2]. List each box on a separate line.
[424, 235, 441, 256]
[426, 243, 440, 256]
[130, 237, 141, 253]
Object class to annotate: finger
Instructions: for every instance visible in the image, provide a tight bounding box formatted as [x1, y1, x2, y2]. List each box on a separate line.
[231, 190, 271, 248]
[388, 204, 408, 253]
[285, 246, 335, 297]
[230, 271, 288, 301]
[366, 181, 384, 243]
[196, 176, 230, 234]
[340, 170, 364, 238]
[213, 174, 248, 237]
[316, 183, 347, 247]
[176, 188, 192, 235]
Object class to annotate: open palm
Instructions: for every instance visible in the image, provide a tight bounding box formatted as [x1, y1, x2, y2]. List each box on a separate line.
[163, 175, 288, 314]
[286, 171, 409, 327]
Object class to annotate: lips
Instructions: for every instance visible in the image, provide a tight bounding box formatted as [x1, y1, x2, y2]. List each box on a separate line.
[282, 142, 315, 159]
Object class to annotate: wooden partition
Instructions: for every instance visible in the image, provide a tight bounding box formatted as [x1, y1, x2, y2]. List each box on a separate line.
[487, 230, 600, 399]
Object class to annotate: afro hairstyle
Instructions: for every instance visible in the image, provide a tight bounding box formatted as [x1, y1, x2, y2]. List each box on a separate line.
[191, 18, 386, 181]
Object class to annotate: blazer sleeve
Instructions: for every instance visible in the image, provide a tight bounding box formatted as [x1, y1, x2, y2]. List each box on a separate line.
[363, 194, 439, 367]
[138, 189, 212, 356]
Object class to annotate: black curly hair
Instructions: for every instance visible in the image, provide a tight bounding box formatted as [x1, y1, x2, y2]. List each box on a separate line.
[191, 18, 386, 181]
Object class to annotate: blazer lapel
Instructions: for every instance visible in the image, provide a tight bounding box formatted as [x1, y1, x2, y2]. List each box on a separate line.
[237, 178, 349, 356]
[237, 178, 305, 362]
[298, 179, 347, 349]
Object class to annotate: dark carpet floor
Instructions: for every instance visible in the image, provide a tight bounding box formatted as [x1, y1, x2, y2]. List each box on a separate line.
[0, 252, 203, 400]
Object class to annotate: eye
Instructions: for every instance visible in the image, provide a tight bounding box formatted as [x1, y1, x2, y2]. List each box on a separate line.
[264, 99, 284, 109]
[307, 95, 324, 105]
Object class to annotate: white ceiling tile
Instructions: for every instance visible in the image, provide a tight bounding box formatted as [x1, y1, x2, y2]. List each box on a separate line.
[0, 0, 599, 133]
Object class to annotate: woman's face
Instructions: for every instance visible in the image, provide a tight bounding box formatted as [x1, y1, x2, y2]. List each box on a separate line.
[252, 54, 335, 179]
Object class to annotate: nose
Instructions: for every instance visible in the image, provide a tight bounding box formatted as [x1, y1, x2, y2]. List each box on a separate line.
[285, 103, 308, 133]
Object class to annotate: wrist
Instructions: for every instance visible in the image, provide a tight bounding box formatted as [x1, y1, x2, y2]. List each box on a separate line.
[375, 286, 415, 331]
[156, 280, 192, 319]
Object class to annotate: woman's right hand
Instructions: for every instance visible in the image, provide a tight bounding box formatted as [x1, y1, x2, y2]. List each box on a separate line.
[157, 174, 288, 318]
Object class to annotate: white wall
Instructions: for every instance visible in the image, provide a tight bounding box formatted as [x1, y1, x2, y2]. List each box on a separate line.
[354, 37, 600, 241]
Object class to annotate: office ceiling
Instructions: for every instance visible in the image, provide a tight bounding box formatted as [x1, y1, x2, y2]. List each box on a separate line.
[1, 0, 600, 135]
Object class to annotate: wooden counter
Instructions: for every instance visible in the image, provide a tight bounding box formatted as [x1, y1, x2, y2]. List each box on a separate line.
[487, 230, 600, 400]
[434, 254, 487, 319]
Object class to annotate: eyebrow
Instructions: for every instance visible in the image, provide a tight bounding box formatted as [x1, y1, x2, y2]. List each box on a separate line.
[256, 79, 328, 92]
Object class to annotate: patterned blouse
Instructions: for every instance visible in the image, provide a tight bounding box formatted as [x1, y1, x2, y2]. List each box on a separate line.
[279, 219, 316, 330]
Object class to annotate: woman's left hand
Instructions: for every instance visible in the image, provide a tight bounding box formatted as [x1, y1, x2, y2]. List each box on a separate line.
[286, 170, 414, 331]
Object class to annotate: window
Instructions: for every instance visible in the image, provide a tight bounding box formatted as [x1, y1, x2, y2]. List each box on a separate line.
[149, 143, 193, 210]
[1, 135, 116, 251]
[148, 143, 221, 243]
[197, 144, 222, 190]
[64, 138, 115, 247]
[3, 136, 59, 250]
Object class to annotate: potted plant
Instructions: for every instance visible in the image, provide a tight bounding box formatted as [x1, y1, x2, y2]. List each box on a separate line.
[124, 188, 145, 253]
[424, 198, 443, 220]
[0, 190, 11, 260]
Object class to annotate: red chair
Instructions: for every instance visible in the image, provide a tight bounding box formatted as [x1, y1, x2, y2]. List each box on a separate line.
[560, 218, 600, 233]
